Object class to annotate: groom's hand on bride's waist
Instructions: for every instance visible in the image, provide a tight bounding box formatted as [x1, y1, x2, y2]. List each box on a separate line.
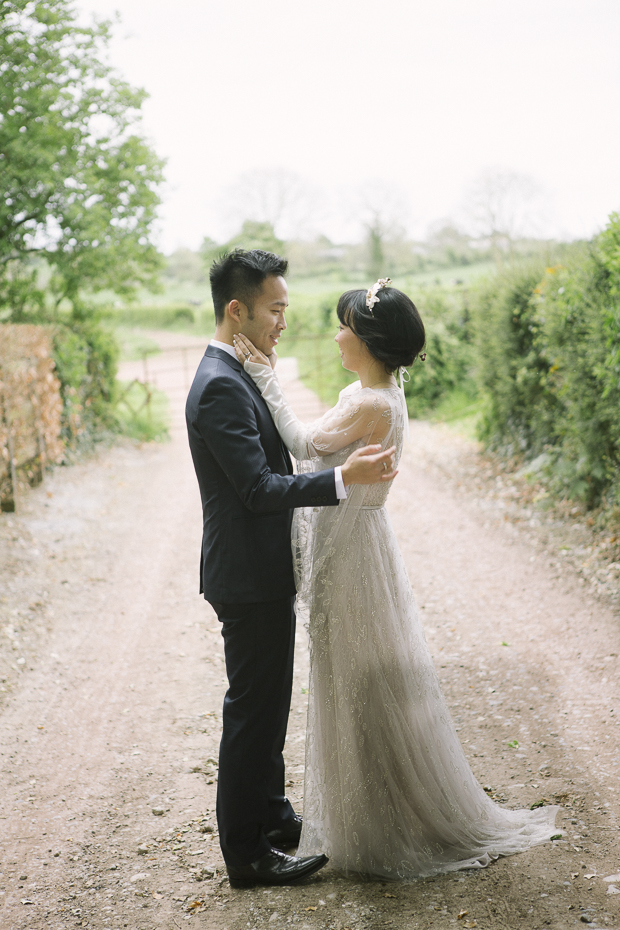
[341, 445, 397, 486]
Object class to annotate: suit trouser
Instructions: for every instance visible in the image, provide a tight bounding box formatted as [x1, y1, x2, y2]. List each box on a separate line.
[210, 596, 297, 867]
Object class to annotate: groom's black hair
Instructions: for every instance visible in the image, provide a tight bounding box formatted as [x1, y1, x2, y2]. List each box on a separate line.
[337, 287, 426, 372]
[210, 249, 288, 323]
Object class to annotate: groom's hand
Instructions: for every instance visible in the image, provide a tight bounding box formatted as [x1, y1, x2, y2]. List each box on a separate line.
[341, 445, 397, 487]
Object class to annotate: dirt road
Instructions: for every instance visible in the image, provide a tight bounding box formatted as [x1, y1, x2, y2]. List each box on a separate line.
[1, 343, 619, 930]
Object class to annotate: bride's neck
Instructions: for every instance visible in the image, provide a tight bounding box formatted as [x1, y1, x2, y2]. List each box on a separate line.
[357, 358, 397, 390]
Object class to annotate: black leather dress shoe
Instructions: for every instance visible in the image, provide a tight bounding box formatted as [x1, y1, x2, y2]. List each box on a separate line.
[227, 849, 328, 888]
[265, 815, 303, 850]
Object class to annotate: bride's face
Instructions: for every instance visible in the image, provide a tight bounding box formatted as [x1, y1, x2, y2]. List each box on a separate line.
[335, 321, 371, 373]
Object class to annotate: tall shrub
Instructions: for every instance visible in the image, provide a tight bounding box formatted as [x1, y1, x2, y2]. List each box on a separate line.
[404, 288, 476, 416]
[52, 321, 119, 446]
[532, 218, 620, 504]
[473, 259, 561, 456]
[472, 214, 620, 509]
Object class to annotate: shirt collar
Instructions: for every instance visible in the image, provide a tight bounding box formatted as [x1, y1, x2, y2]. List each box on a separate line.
[209, 338, 237, 361]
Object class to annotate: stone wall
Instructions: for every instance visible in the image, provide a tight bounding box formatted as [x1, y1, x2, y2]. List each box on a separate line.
[0, 324, 64, 511]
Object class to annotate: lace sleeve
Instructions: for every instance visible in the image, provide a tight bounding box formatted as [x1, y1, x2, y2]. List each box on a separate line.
[309, 391, 392, 453]
[244, 362, 392, 459]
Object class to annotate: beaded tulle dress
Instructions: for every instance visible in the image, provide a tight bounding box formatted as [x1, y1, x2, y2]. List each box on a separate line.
[246, 369, 559, 880]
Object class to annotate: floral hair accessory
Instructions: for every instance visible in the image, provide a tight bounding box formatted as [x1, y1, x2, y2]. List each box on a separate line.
[366, 277, 391, 313]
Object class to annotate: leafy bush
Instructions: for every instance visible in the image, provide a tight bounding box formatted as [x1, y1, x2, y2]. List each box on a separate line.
[471, 213, 620, 512]
[471, 258, 560, 455]
[532, 222, 620, 506]
[404, 288, 476, 417]
[52, 320, 119, 447]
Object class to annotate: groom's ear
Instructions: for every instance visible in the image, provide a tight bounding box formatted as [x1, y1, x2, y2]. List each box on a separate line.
[227, 299, 242, 324]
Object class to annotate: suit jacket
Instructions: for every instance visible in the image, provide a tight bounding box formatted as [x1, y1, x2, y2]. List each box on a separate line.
[185, 345, 338, 604]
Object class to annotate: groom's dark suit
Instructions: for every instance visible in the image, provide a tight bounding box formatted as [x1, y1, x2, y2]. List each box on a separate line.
[186, 344, 338, 867]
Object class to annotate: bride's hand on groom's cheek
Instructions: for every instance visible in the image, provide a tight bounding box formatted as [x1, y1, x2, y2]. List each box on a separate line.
[233, 333, 275, 369]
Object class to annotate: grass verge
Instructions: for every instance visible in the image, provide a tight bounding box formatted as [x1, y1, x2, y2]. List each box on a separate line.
[115, 380, 170, 443]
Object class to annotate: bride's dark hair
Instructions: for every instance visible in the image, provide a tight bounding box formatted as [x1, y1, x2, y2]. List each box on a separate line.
[336, 287, 425, 372]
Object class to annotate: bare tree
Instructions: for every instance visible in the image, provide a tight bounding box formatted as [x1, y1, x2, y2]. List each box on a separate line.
[425, 220, 479, 267]
[216, 168, 322, 241]
[461, 167, 546, 262]
[347, 180, 412, 279]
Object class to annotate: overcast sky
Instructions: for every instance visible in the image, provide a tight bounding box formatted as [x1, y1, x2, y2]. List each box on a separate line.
[76, 0, 620, 252]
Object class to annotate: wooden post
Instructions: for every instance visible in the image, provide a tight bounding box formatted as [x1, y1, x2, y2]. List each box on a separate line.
[36, 420, 46, 487]
[7, 425, 18, 510]
[1, 400, 18, 513]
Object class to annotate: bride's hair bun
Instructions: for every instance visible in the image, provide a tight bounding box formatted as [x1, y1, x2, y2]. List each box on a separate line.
[336, 287, 426, 372]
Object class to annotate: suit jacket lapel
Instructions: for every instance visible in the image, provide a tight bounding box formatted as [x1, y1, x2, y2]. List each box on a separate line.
[205, 344, 264, 400]
[205, 344, 292, 469]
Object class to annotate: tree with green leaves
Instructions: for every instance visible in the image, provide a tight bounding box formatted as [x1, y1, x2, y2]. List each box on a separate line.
[0, 0, 165, 321]
[200, 221, 285, 274]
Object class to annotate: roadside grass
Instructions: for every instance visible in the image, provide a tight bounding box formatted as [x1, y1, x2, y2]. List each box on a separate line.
[429, 388, 483, 441]
[115, 380, 170, 443]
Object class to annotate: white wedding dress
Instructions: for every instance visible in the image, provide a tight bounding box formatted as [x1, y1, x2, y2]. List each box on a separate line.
[246, 363, 559, 880]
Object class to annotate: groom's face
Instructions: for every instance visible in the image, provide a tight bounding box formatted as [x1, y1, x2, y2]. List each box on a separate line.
[239, 275, 288, 358]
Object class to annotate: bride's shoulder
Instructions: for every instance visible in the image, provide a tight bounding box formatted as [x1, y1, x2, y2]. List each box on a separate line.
[338, 380, 362, 399]
[335, 382, 397, 419]
[335, 383, 395, 424]
[337, 380, 385, 414]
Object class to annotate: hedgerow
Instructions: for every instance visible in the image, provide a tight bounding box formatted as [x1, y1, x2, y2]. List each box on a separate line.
[472, 213, 620, 514]
[52, 320, 119, 449]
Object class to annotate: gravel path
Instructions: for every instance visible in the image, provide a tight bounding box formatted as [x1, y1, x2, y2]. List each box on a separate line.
[0, 343, 619, 930]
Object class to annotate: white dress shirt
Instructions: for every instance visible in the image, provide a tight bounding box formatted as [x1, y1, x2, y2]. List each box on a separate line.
[209, 339, 346, 499]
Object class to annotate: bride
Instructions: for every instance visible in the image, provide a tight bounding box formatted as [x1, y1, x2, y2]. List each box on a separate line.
[233, 279, 559, 880]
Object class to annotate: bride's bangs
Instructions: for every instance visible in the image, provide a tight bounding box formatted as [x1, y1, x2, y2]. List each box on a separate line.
[336, 290, 368, 333]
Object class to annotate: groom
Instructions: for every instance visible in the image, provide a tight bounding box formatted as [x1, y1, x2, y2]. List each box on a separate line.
[186, 249, 396, 888]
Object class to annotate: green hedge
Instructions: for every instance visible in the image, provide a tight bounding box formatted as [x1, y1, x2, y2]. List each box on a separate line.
[52, 320, 119, 447]
[472, 213, 620, 512]
[472, 258, 559, 454]
[110, 304, 203, 329]
[404, 288, 476, 416]
[52, 318, 174, 446]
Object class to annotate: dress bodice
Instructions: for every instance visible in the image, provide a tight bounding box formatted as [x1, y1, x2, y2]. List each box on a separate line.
[313, 384, 405, 509]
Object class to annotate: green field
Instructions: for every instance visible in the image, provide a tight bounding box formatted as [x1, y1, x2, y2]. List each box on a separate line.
[106, 259, 495, 318]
